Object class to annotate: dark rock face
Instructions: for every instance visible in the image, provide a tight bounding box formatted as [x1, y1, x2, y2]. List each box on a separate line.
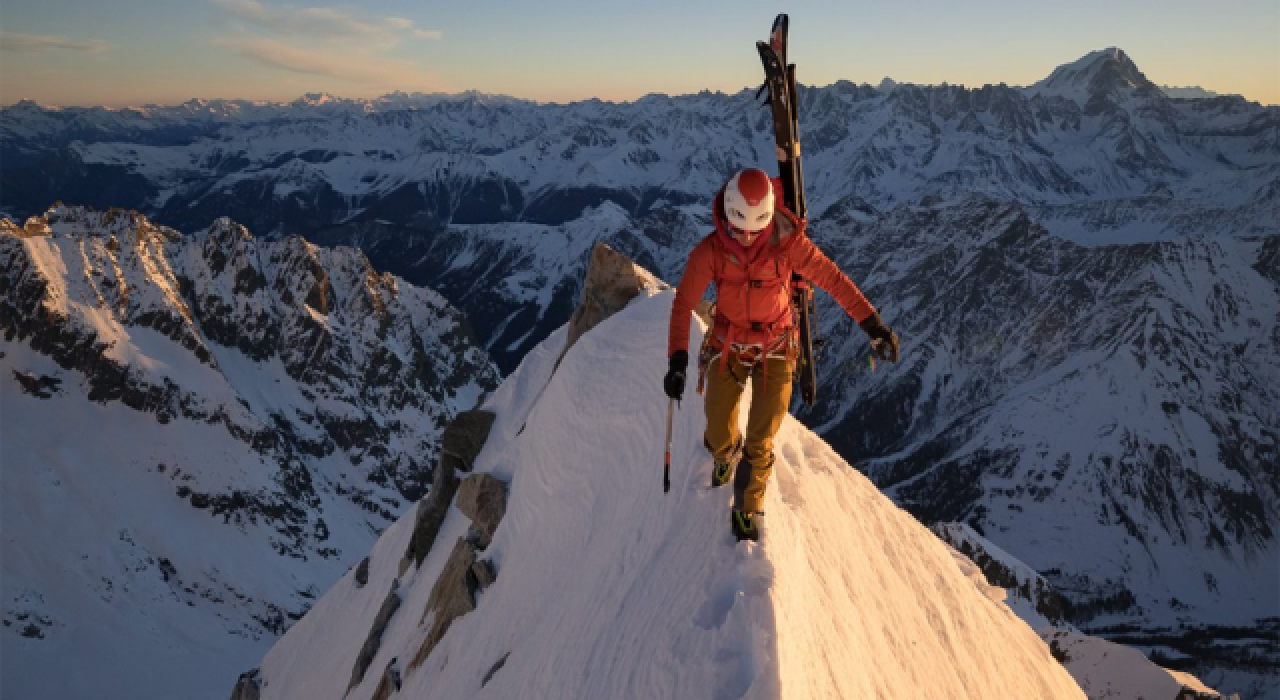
[404, 460, 460, 570]
[481, 652, 510, 688]
[11, 370, 61, 398]
[228, 669, 261, 700]
[440, 410, 497, 472]
[470, 558, 498, 591]
[354, 557, 371, 587]
[349, 583, 402, 691]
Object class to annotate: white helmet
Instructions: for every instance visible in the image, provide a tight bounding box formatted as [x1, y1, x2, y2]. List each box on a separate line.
[723, 168, 775, 232]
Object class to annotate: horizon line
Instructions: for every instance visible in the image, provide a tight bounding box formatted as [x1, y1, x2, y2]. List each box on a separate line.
[3, 80, 1274, 112]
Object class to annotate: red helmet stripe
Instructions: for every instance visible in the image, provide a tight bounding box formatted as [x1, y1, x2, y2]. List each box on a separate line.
[737, 169, 772, 206]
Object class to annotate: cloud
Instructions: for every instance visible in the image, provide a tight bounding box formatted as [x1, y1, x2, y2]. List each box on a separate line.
[0, 32, 110, 53]
[208, 0, 441, 43]
[216, 37, 444, 90]
[206, 1, 444, 93]
[387, 17, 443, 40]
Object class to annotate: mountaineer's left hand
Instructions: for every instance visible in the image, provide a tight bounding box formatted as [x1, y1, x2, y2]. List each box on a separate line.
[859, 313, 900, 363]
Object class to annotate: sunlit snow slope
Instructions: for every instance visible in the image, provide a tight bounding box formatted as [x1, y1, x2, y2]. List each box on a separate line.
[256, 290, 1086, 700]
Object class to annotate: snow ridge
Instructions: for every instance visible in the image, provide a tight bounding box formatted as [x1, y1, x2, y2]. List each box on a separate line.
[252, 289, 1087, 700]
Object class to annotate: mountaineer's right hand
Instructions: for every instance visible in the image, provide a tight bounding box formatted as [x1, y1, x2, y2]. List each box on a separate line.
[664, 350, 688, 400]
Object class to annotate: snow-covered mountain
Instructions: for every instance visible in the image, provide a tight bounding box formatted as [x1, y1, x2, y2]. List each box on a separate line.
[240, 255, 1239, 699]
[808, 196, 1279, 613]
[240, 272, 1096, 700]
[1028, 48, 1167, 106]
[805, 197, 1278, 697]
[1, 48, 1274, 369]
[2, 46, 1277, 697]
[0, 206, 499, 699]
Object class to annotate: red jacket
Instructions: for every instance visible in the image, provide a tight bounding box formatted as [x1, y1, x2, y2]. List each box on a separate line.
[668, 182, 876, 358]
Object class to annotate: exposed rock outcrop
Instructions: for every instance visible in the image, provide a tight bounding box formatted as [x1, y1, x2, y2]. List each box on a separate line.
[354, 556, 370, 588]
[407, 472, 508, 671]
[228, 669, 261, 700]
[321, 405, 511, 681]
[348, 582, 402, 692]
[440, 409, 497, 473]
[370, 658, 402, 700]
[562, 241, 667, 361]
[455, 473, 507, 549]
[399, 244, 660, 674]
[403, 409, 496, 568]
[11, 370, 60, 398]
[411, 537, 479, 669]
[481, 652, 510, 688]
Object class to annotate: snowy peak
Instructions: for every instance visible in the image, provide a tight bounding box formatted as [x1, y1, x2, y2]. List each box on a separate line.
[1031, 48, 1166, 107]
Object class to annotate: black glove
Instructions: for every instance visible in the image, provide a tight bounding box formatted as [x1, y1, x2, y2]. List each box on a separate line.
[664, 350, 688, 399]
[859, 313, 900, 363]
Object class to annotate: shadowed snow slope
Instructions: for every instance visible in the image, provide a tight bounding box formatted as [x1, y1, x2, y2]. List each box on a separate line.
[256, 289, 1086, 700]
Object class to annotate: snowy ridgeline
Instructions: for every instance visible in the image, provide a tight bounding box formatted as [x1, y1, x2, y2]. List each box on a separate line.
[244, 288, 1226, 700]
[0, 207, 498, 699]
[1, 48, 1275, 247]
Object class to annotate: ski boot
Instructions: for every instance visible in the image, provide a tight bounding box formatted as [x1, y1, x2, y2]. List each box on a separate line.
[731, 509, 760, 542]
[707, 436, 744, 488]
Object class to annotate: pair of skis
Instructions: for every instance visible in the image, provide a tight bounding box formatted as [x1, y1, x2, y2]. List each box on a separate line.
[757, 14, 818, 409]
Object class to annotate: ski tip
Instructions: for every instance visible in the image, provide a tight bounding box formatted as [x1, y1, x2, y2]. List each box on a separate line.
[769, 14, 789, 55]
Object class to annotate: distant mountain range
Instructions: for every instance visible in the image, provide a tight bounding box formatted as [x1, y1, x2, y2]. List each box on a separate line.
[2, 46, 1277, 698]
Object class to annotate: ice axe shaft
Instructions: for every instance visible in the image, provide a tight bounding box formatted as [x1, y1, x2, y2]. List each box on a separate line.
[663, 398, 675, 493]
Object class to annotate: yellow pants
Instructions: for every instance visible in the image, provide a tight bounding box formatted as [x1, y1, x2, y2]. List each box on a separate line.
[703, 354, 794, 513]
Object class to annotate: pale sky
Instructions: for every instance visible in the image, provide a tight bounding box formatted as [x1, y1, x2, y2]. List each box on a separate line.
[1, 0, 1277, 108]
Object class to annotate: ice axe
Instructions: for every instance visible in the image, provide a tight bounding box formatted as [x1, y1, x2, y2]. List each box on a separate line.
[663, 398, 674, 493]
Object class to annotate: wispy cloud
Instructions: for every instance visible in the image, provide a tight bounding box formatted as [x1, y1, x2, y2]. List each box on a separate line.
[209, 0, 441, 43]
[0, 31, 110, 53]
[206, 0, 443, 90]
[215, 37, 445, 90]
[386, 17, 443, 41]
